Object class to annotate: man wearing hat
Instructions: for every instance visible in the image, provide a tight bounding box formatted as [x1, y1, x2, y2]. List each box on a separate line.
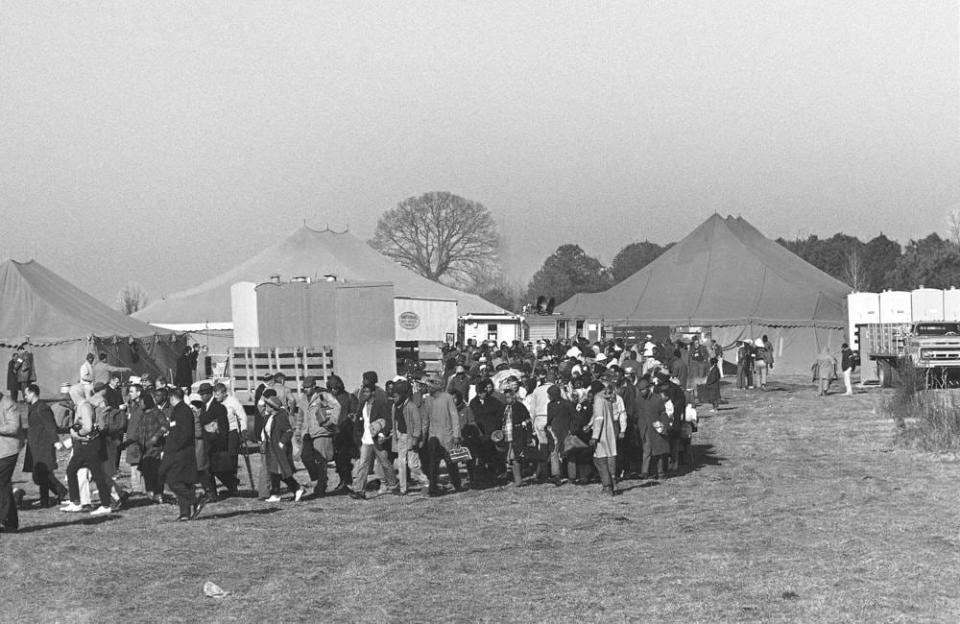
[157, 388, 204, 520]
[392, 380, 430, 495]
[423, 377, 462, 495]
[298, 376, 341, 498]
[199, 382, 236, 499]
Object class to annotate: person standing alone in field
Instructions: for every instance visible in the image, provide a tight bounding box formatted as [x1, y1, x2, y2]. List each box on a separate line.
[813, 347, 838, 397]
[840, 343, 857, 396]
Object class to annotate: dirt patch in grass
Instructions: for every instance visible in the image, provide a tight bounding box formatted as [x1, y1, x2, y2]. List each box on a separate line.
[2, 375, 959, 623]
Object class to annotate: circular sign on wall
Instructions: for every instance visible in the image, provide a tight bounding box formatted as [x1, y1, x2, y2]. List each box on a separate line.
[398, 311, 421, 330]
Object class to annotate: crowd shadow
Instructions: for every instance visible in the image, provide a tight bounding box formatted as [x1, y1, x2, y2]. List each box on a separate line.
[195, 507, 281, 521]
[13, 514, 118, 534]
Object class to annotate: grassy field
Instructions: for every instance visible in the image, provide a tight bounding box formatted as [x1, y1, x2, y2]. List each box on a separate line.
[2, 375, 959, 623]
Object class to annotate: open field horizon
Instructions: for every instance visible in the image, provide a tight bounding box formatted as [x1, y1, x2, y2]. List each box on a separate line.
[2, 375, 959, 623]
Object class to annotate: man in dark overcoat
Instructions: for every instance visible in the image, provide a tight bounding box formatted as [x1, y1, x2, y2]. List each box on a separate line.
[158, 388, 203, 521]
[23, 384, 68, 507]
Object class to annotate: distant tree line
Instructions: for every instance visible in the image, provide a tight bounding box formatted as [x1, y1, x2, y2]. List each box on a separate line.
[776, 232, 960, 292]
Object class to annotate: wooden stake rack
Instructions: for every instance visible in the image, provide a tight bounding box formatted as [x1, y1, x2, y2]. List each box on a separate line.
[229, 346, 335, 404]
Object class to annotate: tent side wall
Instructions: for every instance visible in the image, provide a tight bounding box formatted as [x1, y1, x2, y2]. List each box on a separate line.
[4, 334, 186, 399]
[709, 324, 844, 376]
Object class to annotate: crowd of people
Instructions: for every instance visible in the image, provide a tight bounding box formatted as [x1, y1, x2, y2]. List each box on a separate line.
[0, 335, 734, 532]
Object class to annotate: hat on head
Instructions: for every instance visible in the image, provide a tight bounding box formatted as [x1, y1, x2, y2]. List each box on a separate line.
[262, 395, 282, 410]
[198, 382, 213, 394]
[455, 365, 466, 374]
[301, 376, 317, 389]
[595, 353, 607, 363]
[393, 380, 411, 396]
[755, 338, 764, 348]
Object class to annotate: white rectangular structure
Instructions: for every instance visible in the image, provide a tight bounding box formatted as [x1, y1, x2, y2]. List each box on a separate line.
[878, 290, 912, 324]
[461, 314, 523, 345]
[847, 292, 880, 349]
[230, 282, 260, 347]
[944, 288, 960, 321]
[911, 288, 944, 322]
[393, 297, 458, 343]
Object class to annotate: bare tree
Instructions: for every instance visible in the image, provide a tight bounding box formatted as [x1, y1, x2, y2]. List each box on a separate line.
[370, 192, 501, 287]
[116, 281, 149, 315]
[948, 208, 960, 247]
[842, 248, 867, 291]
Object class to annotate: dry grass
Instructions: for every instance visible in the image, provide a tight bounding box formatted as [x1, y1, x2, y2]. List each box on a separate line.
[883, 360, 960, 452]
[2, 375, 960, 623]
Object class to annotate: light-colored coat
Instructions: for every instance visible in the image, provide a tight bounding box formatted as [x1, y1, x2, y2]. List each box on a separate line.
[424, 391, 460, 449]
[590, 395, 619, 459]
[0, 394, 23, 459]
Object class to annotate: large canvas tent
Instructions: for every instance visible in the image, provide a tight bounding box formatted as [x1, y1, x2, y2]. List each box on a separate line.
[0, 260, 185, 397]
[134, 225, 507, 329]
[557, 214, 850, 374]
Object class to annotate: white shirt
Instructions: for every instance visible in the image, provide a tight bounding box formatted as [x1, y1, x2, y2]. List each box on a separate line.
[361, 401, 374, 445]
[80, 361, 94, 384]
[221, 394, 247, 432]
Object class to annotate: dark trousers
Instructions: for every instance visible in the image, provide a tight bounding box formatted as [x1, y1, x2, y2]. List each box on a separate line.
[166, 478, 197, 517]
[300, 434, 332, 491]
[32, 461, 68, 506]
[333, 427, 357, 485]
[426, 438, 462, 491]
[66, 439, 113, 507]
[0, 454, 19, 530]
[139, 456, 162, 495]
[669, 433, 692, 470]
[269, 474, 301, 495]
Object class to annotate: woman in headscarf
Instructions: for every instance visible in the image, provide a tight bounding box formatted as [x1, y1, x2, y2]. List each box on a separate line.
[589, 381, 622, 496]
[260, 393, 305, 502]
[813, 347, 838, 396]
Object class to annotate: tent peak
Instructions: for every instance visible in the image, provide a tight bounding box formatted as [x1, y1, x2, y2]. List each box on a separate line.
[298, 223, 350, 236]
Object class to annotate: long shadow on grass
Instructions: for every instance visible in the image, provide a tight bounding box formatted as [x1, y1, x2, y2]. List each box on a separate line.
[194, 507, 282, 521]
[14, 515, 119, 533]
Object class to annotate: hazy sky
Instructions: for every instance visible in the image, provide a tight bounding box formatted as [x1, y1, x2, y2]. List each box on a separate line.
[1, 2, 957, 304]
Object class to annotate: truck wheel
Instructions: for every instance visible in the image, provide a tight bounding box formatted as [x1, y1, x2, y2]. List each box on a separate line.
[879, 361, 892, 388]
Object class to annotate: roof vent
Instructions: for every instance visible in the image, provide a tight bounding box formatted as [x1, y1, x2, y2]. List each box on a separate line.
[269, 274, 281, 284]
